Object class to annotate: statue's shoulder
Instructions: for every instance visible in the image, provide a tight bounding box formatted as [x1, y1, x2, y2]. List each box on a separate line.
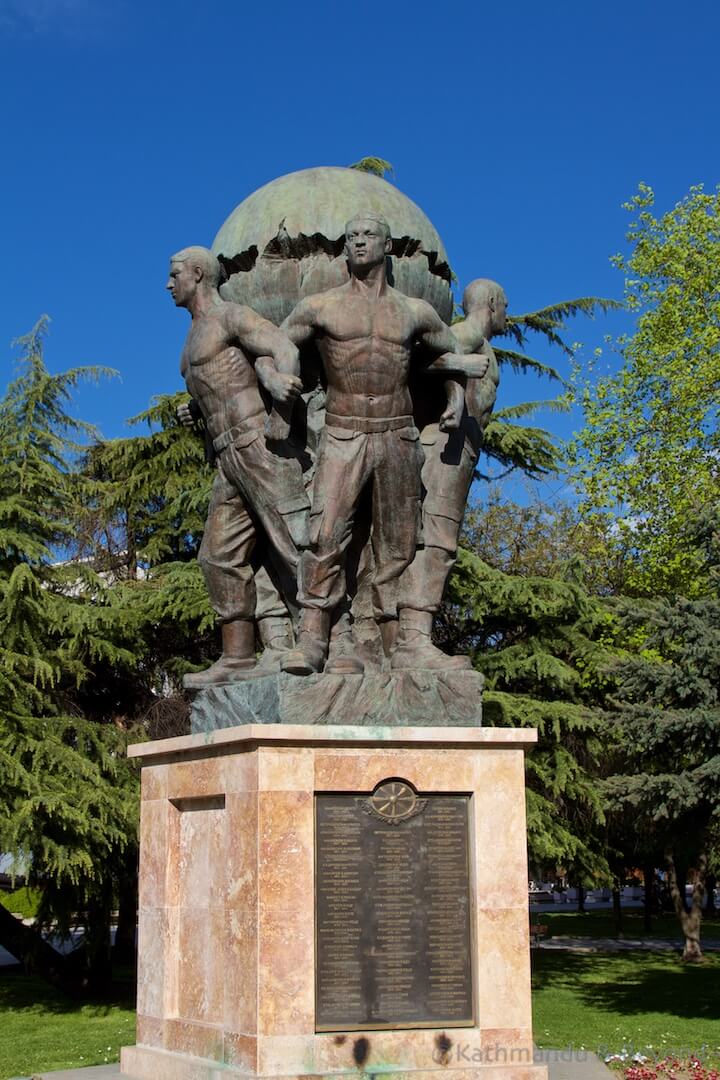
[314, 281, 351, 305]
[297, 282, 350, 320]
[402, 292, 440, 325]
[218, 298, 267, 329]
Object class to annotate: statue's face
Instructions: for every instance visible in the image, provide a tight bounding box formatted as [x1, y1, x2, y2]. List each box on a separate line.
[345, 219, 391, 271]
[166, 259, 197, 307]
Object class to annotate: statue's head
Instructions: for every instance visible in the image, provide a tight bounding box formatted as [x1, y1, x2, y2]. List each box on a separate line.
[167, 246, 223, 307]
[344, 215, 392, 273]
[462, 279, 508, 335]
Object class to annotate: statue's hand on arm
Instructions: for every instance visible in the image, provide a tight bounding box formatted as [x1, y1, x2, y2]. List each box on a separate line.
[227, 305, 301, 377]
[227, 304, 304, 443]
[439, 379, 465, 431]
[444, 349, 490, 380]
[255, 358, 303, 442]
[259, 297, 320, 442]
[255, 358, 303, 404]
[176, 397, 202, 428]
[412, 301, 491, 379]
[428, 351, 490, 379]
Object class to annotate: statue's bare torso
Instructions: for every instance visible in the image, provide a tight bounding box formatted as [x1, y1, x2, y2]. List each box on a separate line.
[286, 283, 443, 422]
[180, 304, 267, 440]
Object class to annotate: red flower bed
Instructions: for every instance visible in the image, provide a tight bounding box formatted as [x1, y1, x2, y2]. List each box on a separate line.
[623, 1057, 720, 1079]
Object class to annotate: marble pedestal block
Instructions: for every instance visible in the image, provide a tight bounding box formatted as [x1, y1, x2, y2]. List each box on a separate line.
[121, 724, 548, 1080]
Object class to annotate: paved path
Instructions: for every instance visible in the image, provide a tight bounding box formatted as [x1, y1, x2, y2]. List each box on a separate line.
[17, 1050, 613, 1079]
[3, 931, 718, 968]
[539, 1050, 614, 1078]
[538, 934, 720, 952]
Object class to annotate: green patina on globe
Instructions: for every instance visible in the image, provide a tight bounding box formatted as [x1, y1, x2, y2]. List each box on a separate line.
[212, 166, 454, 325]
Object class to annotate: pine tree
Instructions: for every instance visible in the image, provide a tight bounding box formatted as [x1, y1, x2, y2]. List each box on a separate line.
[601, 510, 720, 960]
[443, 513, 614, 878]
[0, 320, 139, 990]
[76, 391, 217, 693]
[437, 295, 622, 879]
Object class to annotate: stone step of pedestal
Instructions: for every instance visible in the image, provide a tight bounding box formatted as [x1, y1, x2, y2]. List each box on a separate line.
[29, 1067, 128, 1080]
[27, 1049, 614, 1079]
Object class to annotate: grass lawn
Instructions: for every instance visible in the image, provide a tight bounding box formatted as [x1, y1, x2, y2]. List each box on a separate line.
[0, 970, 135, 1080]
[535, 910, 720, 942]
[532, 949, 720, 1068]
[2, 950, 719, 1078]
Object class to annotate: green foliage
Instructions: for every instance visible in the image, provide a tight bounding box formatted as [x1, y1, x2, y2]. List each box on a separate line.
[479, 418, 558, 479]
[348, 156, 394, 178]
[571, 183, 720, 597]
[443, 532, 615, 875]
[470, 295, 618, 483]
[0, 317, 113, 567]
[603, 553, 720, 840]
[0, 886, 41, 919]
[77, 393, 217, 684]
[600, 512, 720, 949]
[78, 392, 210, 569]
[0, 323, 141, 979]
[505, 297, 621, 358]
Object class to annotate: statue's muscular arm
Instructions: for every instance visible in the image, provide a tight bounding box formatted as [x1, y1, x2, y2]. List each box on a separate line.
[280, 296, 322, 350]
[223, 303, 303, 404]
[453, 320, 500, 390]
[254, 296, 321, 407]
[409, 300, 466, 431]
[413, 301, 491, 379]
[411, 300, 462, 356]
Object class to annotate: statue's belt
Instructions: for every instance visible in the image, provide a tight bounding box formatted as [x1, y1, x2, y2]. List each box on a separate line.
[212, 422, 264, 454]
[325, 413, 414, 434]
[212, 413, 415, 453]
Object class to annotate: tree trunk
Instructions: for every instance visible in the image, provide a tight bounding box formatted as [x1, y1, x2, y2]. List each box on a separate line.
[125, 507, 137, 580]
[643, 862, 654, 932]
[114, 848, 138, 967]
[666, 849, 706, 962]
[83, 880, 114, 993]
[705, 873, 716, 916]
[0, 902, 79, 996]
[577, 882, 585, 913]
[612, 878, 623, 938]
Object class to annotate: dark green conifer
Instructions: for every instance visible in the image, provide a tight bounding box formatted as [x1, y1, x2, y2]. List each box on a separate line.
[602, 511, 720, 959]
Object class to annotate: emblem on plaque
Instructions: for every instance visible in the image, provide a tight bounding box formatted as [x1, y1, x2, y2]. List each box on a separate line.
[362, 779, 427, 825]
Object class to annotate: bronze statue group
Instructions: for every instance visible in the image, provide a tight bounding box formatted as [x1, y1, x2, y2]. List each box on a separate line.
[169, 215, 507, 687]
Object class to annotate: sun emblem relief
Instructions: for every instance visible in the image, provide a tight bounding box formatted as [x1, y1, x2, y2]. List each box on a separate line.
[361, 779, 427, 825]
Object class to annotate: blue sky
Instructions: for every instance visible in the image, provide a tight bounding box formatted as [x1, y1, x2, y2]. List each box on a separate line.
[1, 0, 719, 499]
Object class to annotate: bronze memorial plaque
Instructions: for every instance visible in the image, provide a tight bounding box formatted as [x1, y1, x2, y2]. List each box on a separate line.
[315, 780, 473, 1030]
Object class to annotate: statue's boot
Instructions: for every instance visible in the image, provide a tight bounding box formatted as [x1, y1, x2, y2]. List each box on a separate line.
[183, 619, 258, 688]
[254, 616, 294, 673]
[324, 630, 365, 675]
[378, 617, 398, 659]
[390, 608, 472, 671]
[281, 609, 330, 676]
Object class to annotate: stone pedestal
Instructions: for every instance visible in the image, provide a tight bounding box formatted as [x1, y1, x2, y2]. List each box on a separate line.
[121, 723, 547, 1080]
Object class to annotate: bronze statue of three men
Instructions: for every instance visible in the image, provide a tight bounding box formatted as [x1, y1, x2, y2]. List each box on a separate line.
[168, 214, 507, 687]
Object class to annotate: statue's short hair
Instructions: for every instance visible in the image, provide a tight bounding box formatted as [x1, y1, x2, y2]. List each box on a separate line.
[462, 278, 507, 315]
[170, 246, 224, 289]
[344, 214, 391, 241]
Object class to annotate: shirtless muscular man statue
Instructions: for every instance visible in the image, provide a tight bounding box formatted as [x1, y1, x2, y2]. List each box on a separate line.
[270, 215, 489, 676]
[393, 279, 506, 670]
[168, 246, 309, 687]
